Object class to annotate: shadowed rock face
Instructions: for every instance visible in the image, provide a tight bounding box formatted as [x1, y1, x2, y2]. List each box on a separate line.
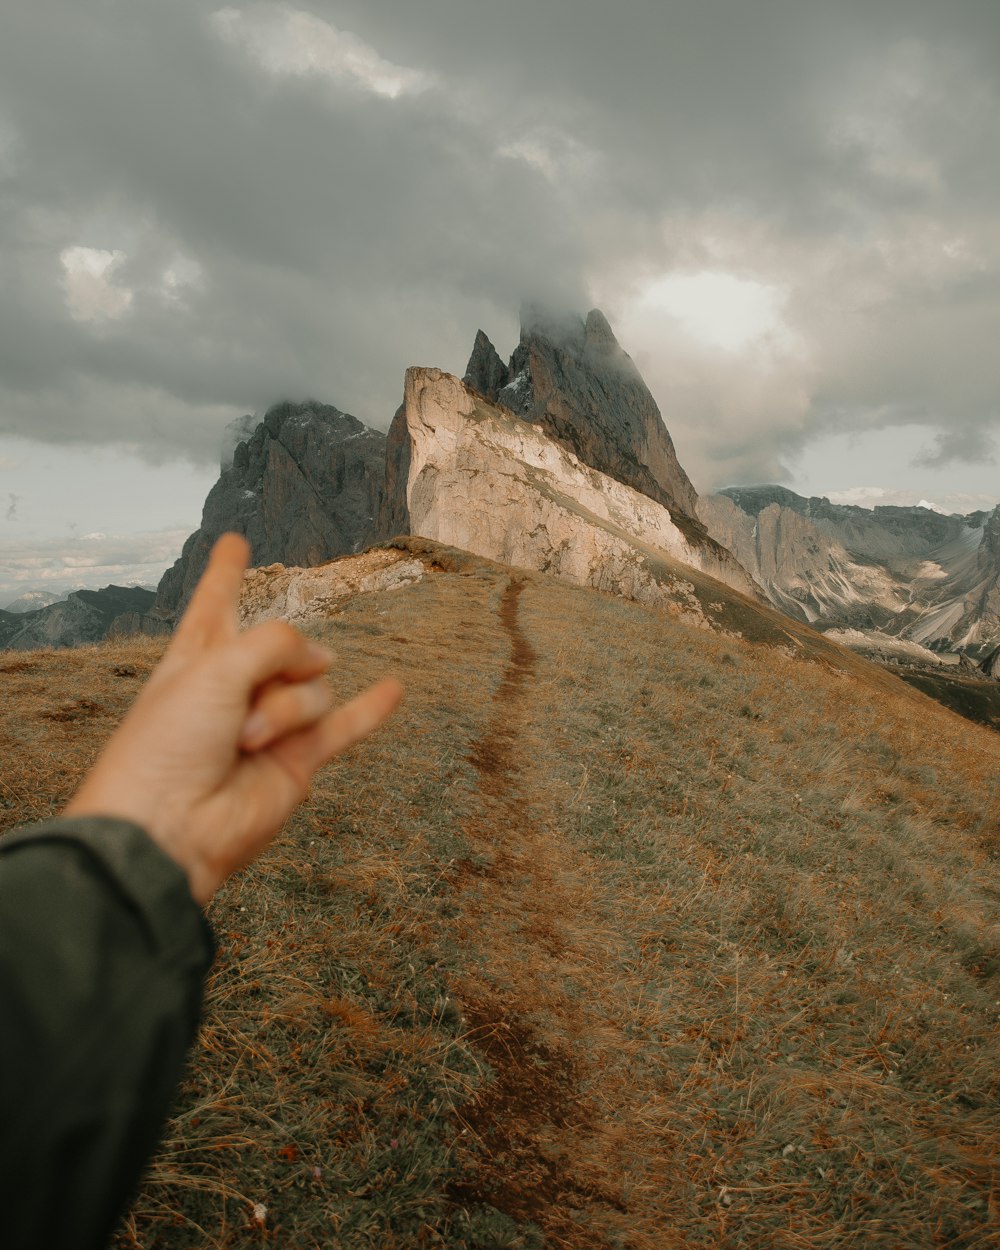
[220, 413, 259, 473]
[375, 402, 411, 540]
[462, 329, 509, 400]
[155, 401, 386, 621]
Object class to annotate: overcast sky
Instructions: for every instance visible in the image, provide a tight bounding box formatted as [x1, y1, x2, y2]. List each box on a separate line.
[2, 0, 999, 603]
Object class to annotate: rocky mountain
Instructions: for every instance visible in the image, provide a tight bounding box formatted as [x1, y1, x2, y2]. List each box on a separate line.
[467, 306, 701, 521]
[0, 585, 158, 652]
[154, 400, 387, 621]
[220, 413, 259, 473]
[2, 589, 68, 614]
[381, 306, 741, 578]
[700, 485, 1000, 656]
[401, 366, 758, 609]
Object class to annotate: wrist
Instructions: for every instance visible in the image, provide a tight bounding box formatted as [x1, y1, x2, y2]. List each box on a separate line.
[63, 791, 218, 907]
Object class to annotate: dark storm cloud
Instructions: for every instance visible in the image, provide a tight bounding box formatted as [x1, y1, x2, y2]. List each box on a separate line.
[0, 0, 998, 484]
[914, 428, 996, 468]
[0, 0, 585, 458]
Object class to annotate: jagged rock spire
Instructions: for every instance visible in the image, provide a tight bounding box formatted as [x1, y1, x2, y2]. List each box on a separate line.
[495, 306, 701, 527]
[462, 330, 509, 402]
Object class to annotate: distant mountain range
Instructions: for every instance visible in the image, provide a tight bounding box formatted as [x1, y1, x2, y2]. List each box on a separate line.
[699, 487, 1000, 658]
[0, 585, 164, 652]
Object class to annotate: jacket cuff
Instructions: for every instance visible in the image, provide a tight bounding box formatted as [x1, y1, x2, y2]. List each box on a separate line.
[0, 815, 215, 973]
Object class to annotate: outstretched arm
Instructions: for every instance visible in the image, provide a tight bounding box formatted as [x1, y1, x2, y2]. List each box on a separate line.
[0, 533, 402, 1249]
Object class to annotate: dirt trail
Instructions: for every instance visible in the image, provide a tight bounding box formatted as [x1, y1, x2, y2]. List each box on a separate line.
[467, 579, 538, 788]
[448, 578, 655, 1250]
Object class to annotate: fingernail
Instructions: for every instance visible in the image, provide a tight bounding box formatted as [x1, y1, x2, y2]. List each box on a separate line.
[307, 643, 333, 665]
[242, 711, 269, 748]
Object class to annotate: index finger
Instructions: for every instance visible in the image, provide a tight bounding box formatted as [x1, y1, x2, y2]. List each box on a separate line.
[172, 532, 251, 652]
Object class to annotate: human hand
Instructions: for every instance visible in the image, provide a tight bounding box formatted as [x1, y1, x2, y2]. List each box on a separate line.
[64, 533, 403, 905]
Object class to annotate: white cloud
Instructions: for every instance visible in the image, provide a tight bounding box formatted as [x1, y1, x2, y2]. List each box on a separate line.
[60, 246, 134, 322]
[0, 527, 192, 604]
[209, 5, 433, 100]
[824, 486, 994, 514]
[630, 270, 796, 354]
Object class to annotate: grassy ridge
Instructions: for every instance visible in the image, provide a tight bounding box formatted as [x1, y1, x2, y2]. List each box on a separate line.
[1, 551, 999, 1248]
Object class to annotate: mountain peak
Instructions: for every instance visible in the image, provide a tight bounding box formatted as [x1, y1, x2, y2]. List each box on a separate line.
[584, 308, 617, 347]
[463, 330, 509, 402]
[500, 306, 701, 523]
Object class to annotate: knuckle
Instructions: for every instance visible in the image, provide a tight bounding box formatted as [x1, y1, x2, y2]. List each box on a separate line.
[299, 679, 330, 715]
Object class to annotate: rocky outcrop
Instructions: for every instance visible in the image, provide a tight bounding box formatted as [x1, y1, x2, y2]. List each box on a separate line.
[701, 486, 1000, 655]
[237, 547, 426, 629]
[463, 329, 509, 401]
[220, 413, 259, 473]
[379, 308, 747, 590]
[106, 611, 173, 641]
[403, 367, 757, 612]
[0, 586, 156, 651]
[980, 646, 1000, 680]
[155, 400, 387, 621]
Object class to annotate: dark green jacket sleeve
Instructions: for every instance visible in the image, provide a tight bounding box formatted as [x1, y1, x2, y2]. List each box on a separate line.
[0, 815, 215, 1250]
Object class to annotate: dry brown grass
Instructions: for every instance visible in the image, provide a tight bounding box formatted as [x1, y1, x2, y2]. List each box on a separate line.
[2, 552, 999, 1248]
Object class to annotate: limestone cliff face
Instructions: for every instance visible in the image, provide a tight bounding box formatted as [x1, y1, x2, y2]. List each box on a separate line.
[700, 487, 1000, 655]
[403, 367, 757, 608]
[379, 307, 742, 580]
[155, 401, 386, 621]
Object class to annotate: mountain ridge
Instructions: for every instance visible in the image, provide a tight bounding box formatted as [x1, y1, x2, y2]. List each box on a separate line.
[701, 484, 1000, 658]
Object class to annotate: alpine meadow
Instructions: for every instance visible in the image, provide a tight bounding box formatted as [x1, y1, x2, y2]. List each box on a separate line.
[3, 536, 999, 1248]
